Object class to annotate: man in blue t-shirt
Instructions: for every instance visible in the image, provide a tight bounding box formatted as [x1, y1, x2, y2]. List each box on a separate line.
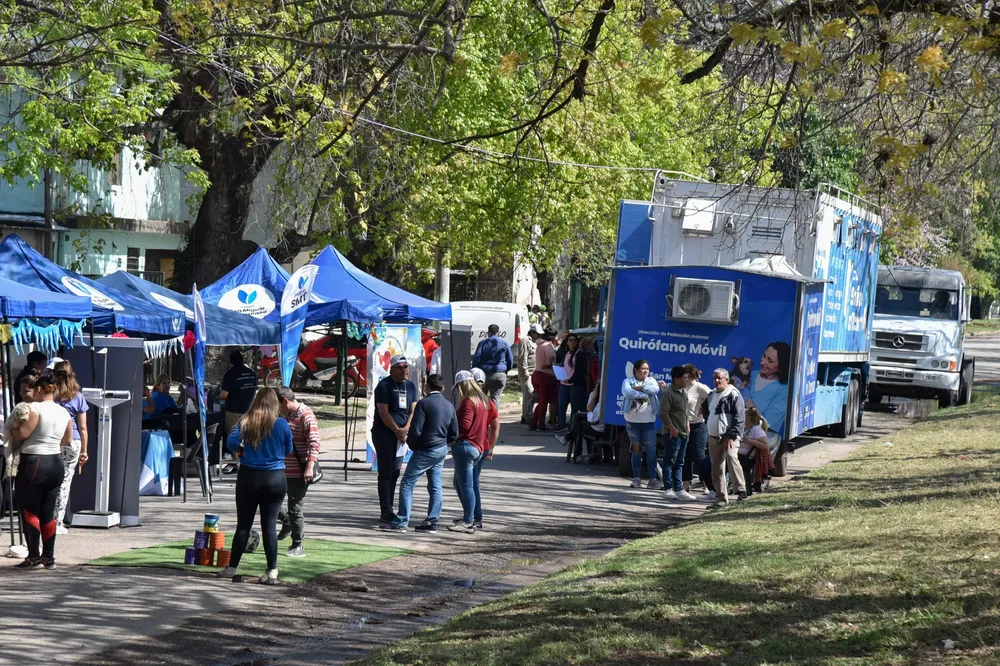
[372, 354, 418, 528]
[472, 324, 513, 409]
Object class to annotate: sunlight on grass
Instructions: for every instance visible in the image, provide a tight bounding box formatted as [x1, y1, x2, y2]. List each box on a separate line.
[356, 397, 1000, 666]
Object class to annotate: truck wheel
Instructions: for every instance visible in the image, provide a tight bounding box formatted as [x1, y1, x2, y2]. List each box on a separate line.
[867, 389, 882, 406]
[939, 389, 957, 409]
[772, 445, 788, 477]
[831, 378, 858, 438]
[617, 429, 632, 478]
[958, 361, 974, 406]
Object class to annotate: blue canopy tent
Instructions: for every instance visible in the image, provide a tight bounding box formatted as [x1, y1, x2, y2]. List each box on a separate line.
[0, 235, 185, 337]
[200, 246, 384, 325]
[309, 246, 453, 322]
[0, 276, 93, 320]
[98, 271, 280, 346]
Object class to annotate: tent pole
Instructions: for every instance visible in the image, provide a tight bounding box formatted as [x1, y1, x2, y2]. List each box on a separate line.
[1, 327, 15, 550]
[334, 324, 345, 407]
[447, 319, 455, 382]
[182, 349, 189, 503]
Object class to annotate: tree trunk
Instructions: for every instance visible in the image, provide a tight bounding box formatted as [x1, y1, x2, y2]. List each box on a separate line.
[173, 137, 274, 291]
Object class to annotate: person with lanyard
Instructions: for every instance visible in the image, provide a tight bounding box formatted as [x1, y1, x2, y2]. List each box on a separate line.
[219, 349, 258, 472]
[472, 324, 514, 409]
[372, 355, 419, 530]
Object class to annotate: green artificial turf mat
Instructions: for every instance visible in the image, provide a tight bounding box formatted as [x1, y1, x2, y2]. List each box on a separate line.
[87, 536, 407, 584]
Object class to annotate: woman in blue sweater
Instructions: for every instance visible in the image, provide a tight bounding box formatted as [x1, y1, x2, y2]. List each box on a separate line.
[219, 388, 293, 584]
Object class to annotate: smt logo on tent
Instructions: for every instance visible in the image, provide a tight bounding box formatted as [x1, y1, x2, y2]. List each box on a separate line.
[61, 276, 124, 311]
[218, 284, 276, 318]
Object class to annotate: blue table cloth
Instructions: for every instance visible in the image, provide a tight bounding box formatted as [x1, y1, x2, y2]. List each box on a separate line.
[140, 430, 174, 496]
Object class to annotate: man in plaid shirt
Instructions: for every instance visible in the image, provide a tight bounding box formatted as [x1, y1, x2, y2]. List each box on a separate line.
[275, 386, 321, 558]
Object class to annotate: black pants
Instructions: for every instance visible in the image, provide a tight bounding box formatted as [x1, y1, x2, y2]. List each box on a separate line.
[374, 435, 403, 523]
[16, 454, 64, 560]
[683, 421, 712, 488]
[231, 467, 287, 571]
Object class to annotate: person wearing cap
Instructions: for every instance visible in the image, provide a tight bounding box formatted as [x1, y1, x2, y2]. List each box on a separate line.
[388, 374, 458, 533]
[517, 326, 540, 424]
[372, 354, 419, 529]
[472, 324, 514, 409]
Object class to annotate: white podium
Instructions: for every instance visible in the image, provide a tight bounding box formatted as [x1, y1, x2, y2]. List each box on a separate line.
[73, 388, 132, 528]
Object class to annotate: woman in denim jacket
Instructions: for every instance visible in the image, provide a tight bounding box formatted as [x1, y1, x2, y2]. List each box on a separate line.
[621, 359, 662, 489]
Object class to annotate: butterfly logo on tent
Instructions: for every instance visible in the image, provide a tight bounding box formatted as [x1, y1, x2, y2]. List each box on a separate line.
[238, 289, 258, 305]
[298, 275, 308, 289]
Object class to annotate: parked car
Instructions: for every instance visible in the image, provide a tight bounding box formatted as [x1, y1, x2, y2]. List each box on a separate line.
[451, 301, 530, 366]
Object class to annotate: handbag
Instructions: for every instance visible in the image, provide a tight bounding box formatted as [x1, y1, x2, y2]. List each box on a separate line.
[292, 444, 323, 484]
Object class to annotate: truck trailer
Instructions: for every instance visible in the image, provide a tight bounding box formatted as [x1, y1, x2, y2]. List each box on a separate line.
[601, 173, 883, 475]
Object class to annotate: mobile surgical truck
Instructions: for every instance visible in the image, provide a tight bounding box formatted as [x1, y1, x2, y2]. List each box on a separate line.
[601, 173, 882, 476]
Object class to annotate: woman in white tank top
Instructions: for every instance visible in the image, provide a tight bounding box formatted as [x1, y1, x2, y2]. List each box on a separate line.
[10, 370, 71, 569]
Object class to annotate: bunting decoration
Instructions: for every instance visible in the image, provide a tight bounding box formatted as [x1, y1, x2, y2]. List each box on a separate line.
[143, 335, 187, 360]
[9, 318, 85, 355]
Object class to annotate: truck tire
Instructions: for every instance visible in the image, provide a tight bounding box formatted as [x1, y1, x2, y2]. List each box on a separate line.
[867, 388, 882, 406]
[617, 429, 633, 478]
[772, 445, 788, 477]
[939, 389, 957, 409]
[831, 378, 859, 438]
[958, 361, 974, 406]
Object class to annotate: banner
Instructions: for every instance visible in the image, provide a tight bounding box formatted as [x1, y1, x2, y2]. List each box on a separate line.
[604, 266, 797, 437]
[280, 265, 319, 387]
[365, 324, 425, 469]
[192, 284, 211, 501]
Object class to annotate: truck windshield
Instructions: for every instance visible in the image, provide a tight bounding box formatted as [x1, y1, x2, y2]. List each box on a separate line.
[874, 285, 959, 321]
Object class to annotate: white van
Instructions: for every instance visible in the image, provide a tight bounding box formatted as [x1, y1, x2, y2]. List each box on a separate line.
[450, 301, 531, 367]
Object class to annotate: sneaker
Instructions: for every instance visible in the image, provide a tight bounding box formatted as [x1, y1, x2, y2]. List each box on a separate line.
[218, 566, 237, 578]
[222, 463, 238, 474]
[649, 479, 665, 491]
[697, 491, 717, 503]
[286, 545, 306, 558]
[676, 490, 697, 501]
[415, 521, 438, 533]
[259, 568, 279, 585]
[448, 522, 476, 534]
[737, 492, 748, 502]
[554, 426, 569, 434]
[41, 557, 57, 570]
[663, 488, 677, 499]
[55, 524, 68, 535]
[378, 521, 393, 531]
[527, 425, 538, 432]
[14, 557, 42, 570]
[701, 487, 713, 496]
[386, 523, 408, 533]
[629, 477, 642, 488]
[555, 434, 567, 446]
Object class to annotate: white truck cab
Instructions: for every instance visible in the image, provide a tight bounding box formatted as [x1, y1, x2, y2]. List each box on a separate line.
[869, 266, 974, 407]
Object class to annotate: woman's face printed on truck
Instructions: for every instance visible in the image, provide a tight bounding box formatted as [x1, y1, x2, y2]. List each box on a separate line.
[760, 347, 780, 378]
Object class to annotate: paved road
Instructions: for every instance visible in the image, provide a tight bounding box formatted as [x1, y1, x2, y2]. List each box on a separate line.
[965, 333, 1000, 383]
[1, 401, 914, 665]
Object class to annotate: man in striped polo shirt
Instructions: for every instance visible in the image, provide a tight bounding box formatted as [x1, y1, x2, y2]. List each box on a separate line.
[275, 386, 321, 558]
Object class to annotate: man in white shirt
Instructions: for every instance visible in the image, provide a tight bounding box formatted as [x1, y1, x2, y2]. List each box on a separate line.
[706, 368, 747, 506]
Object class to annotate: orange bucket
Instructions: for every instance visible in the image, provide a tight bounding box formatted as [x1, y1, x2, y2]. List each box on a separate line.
[216, 549, 231, 569]
[197, 548, 213, 566]
[209, 532, 225, 551]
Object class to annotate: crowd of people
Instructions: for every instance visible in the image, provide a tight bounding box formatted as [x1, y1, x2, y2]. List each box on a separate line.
[622, 361, 775, 507]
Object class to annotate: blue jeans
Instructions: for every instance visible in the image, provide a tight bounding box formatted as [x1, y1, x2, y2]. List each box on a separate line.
[663, 434, 688, 491]
[393, 446, 447, 527]
[557, 384, 588, 428]
[627, 421, 658, 480]
[684, 421, 711, 487]
[451, 441, 484, 524]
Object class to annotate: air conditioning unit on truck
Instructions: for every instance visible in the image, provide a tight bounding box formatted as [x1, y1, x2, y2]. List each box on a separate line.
[869, 266, 974, 408]
[601, 172, 882, 477]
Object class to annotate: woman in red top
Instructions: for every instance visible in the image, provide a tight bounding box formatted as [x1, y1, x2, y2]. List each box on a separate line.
[448, 371, 499, 533]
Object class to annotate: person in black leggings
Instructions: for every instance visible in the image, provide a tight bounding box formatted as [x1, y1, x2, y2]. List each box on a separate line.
[11, 370, 72, 569]
[218, 388, 293, 584]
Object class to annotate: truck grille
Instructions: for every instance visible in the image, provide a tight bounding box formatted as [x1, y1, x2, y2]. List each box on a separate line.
[876, 356, 917, 365]
[873, 332, 924, 352]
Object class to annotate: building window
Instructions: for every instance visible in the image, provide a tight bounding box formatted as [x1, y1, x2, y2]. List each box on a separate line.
[108, 152, 122, 186]
[126, 247, 140, 271]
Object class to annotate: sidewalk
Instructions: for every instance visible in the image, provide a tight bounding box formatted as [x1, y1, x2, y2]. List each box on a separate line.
[0, 404, 910, 664]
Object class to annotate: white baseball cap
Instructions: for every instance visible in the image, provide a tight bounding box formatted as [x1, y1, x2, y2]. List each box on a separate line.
[530, 324, 544, 334]
[390, 354, 409, 368]
[471, 368, 486, 383]
[454, 370, 474, 384]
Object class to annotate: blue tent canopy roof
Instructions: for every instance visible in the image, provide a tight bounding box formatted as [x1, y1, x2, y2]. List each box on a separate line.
[98, 271, 281, 346]
[200, 247, 383, 325]
[310, 246, 452, 322]
[0, 235, 185, 336]
[0, 276, 93, 320]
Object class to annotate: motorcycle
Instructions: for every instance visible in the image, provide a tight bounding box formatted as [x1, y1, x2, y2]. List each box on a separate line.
[258, 336, 363, 397]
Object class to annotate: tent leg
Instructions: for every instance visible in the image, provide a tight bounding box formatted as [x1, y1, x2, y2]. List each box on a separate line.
[186, 350, 211, 502]
[1, 337, 14, 549]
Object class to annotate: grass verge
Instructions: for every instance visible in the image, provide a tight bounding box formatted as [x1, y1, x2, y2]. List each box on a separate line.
[88, 537, 407, 584]
[357, 398, 1000, 665]
[966, 319, 1000, 335]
